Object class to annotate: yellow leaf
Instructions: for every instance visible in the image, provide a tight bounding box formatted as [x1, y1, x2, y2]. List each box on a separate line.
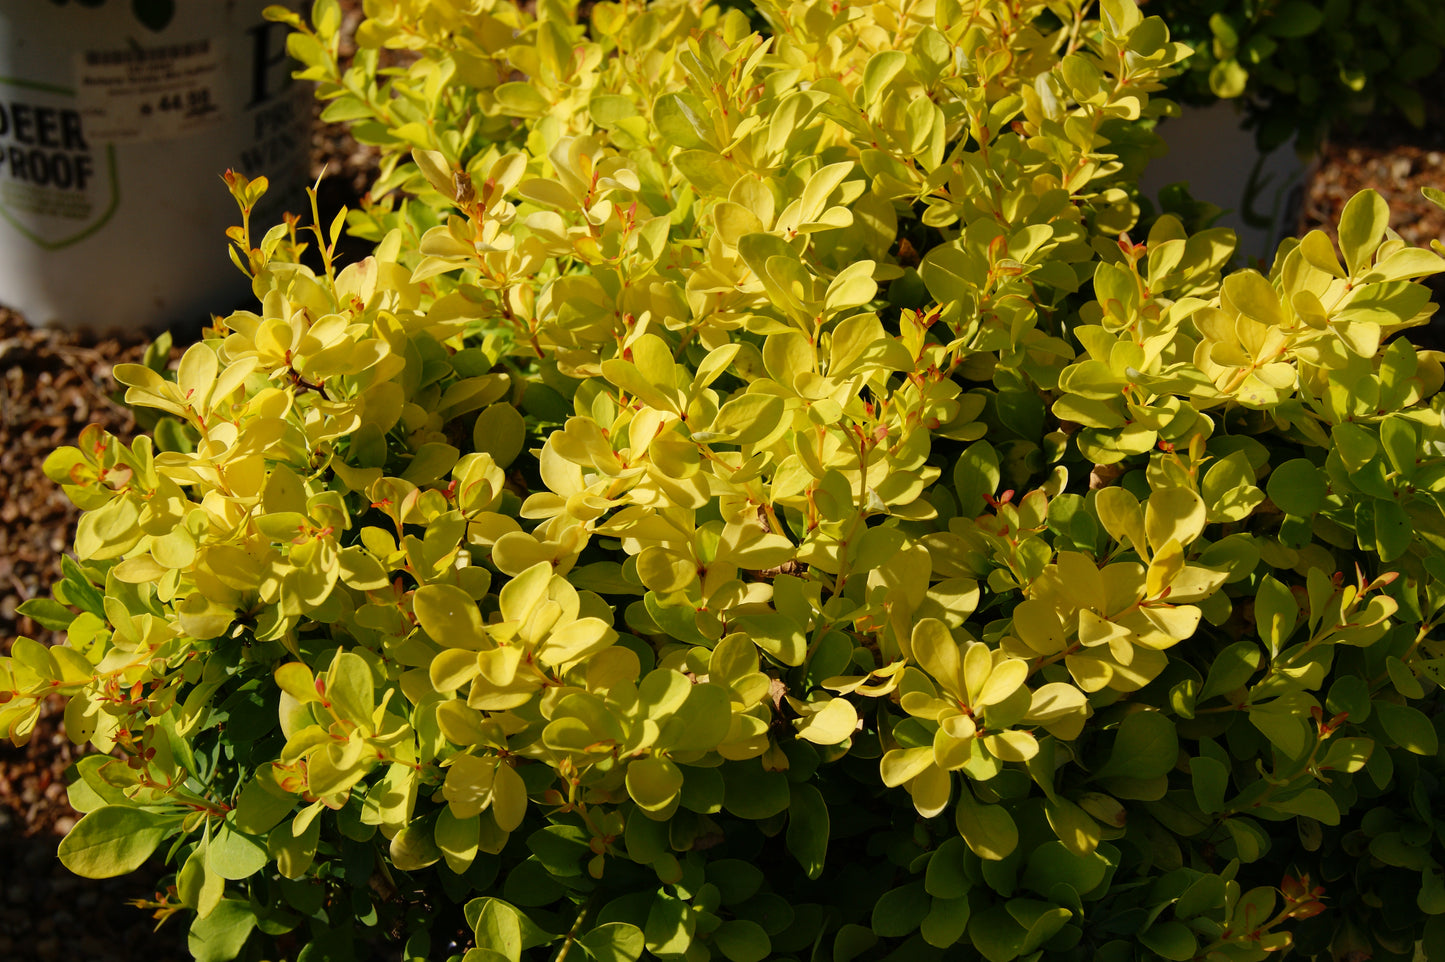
[911, 619, 962, 692]
[1012, 600, 1066, 655]
[792, 696, 859, 745]
[975, 658, 1028, 711]
[880, 747, 935, 787]
[909, 763, 952, 819]
[491, 760, 528, 831]
[539, 617, 616, 667]
[1146, 538, 1185, 598]
[1144, 487, 1206, 551]
[431, 649, 482, 694]
[443, 754, 497, 820]
[1094, 486, 1147, 558]
[982, 728, 1038, 762]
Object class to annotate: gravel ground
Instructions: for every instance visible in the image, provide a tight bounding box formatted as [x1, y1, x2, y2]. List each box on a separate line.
[2, 7, 1445, 960]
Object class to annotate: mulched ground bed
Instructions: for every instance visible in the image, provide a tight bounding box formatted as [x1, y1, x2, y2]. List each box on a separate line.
[3, 20, 1445, 958]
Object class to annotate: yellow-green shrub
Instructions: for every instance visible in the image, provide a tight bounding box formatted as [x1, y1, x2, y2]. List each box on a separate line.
[5, 1, 1445, 960]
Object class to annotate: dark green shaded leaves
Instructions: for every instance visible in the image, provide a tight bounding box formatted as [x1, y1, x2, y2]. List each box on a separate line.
[1140, 920, 1197, 961]
[925, 836, 973, 899]
[1377, 703, 1438, 755]
[1198, 641, 1261, 704]
[722, 762, 790, 819]
[871, 882, 929, 937]
[1190, 756, 1229, 814]
[786, 783, 828, 879]
[714, 920, 771, 962]
[968, 901, 1071, 962]
[1095, 711, 1177, 780]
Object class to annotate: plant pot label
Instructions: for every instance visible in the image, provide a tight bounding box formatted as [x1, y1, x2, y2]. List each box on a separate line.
[0, 1, 309, 331]
[75, 37, 225, 144]
[0, 79, 117, 249]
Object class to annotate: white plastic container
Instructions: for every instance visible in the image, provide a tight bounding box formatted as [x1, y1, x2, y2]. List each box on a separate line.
[1141, 99, 1313, 264]
[0, 1, 309, 334]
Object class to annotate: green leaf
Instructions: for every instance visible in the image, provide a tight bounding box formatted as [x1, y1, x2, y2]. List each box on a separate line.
[188, 899, 257, 962]
[1267, 1, 1323, 37]
[577, 922, 645, 962]
[1220, 817, 1269, 862]
[526, 826, 590, 878]
[1190, 756, 1229, 814]
[969, 901, 1070, 962]
[722, 762, 790, 819]
[956, 787, 1017, 861]
[233, 769, 295, 836]
[926, 836, 973, 899]
[390, 819, 443, 871]
[1022, 840, 1107, 896]
[1377, 703, 1438, 755]
[1266, 459, 1327, 516]
[324, 650, 375, 727]
[1375, 499, 1413, 562]
[786, 783, 829, 880]
[1175, 874, 1227, 919]
[708, 860, 764, 904]
[1043, 797, 1100, 858]
[731, 612, 806, 667]
[436, 807, 480, 874]
[1140, 921, 1197, 961]
[714, 920, 771, 962]
[208, 816, 271, 880]
[872, 882, 930, 937]
[473, 402, 527, 468]
[61, 555, 106, 617]
[1198, 641, 1261, 704]
[862, 50, 908, 103]
[1253, 574, 1299, 657]
[626, 755, 684, 816]
[1201, 451, 1264, 522]
[1265, 788, 1340, 825]
[1208, 59, 1248, 98]
[654, 92, 712, 149]
[953, 441, 1001, 517]
[464, 898, 555, 953]
[471, 896, 523, 962]
[16, 598, 77, 631]
[58, 806, 173, 878]
[1319, 736, 1373, 774]
[495, 82, 550, 118]
[920, 895, 971, 949]
[1096, 711, 1177, 780]
[644, 894, 694, 957]
[709, 394, 786, 446]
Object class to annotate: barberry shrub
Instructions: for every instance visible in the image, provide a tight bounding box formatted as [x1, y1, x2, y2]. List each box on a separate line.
[5, 1, 1445, 960]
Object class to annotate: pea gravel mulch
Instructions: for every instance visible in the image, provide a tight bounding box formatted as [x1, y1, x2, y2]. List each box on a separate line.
[4, 16, 1445, 959]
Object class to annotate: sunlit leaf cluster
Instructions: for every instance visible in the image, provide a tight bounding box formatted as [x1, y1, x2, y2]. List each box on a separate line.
[5, 0, 1445, 960]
